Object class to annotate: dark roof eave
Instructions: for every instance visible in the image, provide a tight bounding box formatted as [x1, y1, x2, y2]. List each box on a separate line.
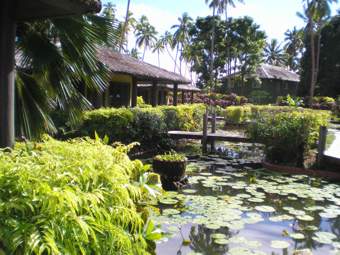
[16, 0, 101, 21]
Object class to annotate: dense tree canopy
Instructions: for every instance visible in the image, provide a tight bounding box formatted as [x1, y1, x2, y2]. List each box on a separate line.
[300, 13, 340, 96]
[188, 16, 266, 88]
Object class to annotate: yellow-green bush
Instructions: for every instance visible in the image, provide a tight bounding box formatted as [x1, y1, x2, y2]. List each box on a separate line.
[224, 105, 329, 124]
[0, 136, 157, 254]
[78, 104, 206, 149]
[248, 110, 331, 167]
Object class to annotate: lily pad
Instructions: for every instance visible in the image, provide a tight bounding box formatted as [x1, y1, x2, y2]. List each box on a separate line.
[289, 233, 305, 240]
[313, 232, 337, 244]
[271, 240, 290, 249]
[255, 206, 276, 213]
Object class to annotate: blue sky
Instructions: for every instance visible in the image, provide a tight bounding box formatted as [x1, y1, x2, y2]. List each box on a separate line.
[102, 0, 340, 74]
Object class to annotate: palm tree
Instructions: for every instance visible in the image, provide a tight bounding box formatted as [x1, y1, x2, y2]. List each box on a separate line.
[152, 38, 165, 67]
[298, 0, 338, 105]
[135, 15, 158, 60]
[284, 27, 304, 71]
[171, 12, 193, 74]
[264, 39, 287, 66]
[119, 0, 131, 52]
[16, 15, 117, 138]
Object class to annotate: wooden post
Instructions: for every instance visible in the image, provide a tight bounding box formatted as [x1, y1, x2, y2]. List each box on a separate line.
[181, 91, 185, 104]
[317, 126, 328, 166]
[0, 0, 16, 148]
[210, 110, 216, 152]
[131, 76, 137, 107]
[151, 81, 158, 107]
[202, 108, 208, 154]
[173, 83, 178, 106]
[191, 91, 194, 104]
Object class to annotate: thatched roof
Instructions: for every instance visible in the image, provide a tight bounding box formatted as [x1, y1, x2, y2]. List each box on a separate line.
[16, 0, 101, 20]
[138, 84, 201, 92]
[227, 64, 300, 83]
[256, 65, 300, 82]
[97, 47, 191, 84]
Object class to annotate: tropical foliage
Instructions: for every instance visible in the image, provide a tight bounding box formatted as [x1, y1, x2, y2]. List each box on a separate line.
[154, 151, 187, 162]
[16, 14, 118, 139]
[77, 104, 206, 150]
[248, 109, 330, 166]
[0, 136, 160, 254]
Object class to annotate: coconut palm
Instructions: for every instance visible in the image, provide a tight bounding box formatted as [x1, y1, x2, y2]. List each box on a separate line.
[152, 38, 166, 67]
[298, 0, 338, 104]
[16, 15, 117, 138]
[171, 12, 193, 74]
[284, 27, 304, 71]
[119, 0, 131, 52]
[135, 15, 158, 60]
[264, 39, 287, 66]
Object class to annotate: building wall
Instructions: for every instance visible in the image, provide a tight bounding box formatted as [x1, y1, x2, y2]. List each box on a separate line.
[226, 78, 298, 103]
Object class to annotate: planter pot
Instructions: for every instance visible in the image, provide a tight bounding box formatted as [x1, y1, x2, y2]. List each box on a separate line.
[152, 158, 187, 181]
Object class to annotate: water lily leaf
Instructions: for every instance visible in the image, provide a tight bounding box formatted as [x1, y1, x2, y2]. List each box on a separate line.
[296, 215, 314, 221]
[211, 233, 228, 239]
[159, 198, 178, 205]
[289, 233, 305, 240]
[271, 240, 290, 249]
[182, 189, 197, 194]
[214, 238, 229, 245]
[255, 206, 276, 213]
[313, 232, 337, 244]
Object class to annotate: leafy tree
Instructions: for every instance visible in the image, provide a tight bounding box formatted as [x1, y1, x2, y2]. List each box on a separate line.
[152, 38, 166, 67]
[16, 15, 117, 138]
[284, 27, 304, 71]
[298, 0, 338, 103]
[188, 16, 266, 89]
[134, 15, 158, 60]
[264, 39, 287, 66]
[314, 13, 340, 96]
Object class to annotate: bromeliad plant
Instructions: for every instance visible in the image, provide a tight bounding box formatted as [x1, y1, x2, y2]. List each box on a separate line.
[0, 136, 161, 255]
[154, 151, 187, 162]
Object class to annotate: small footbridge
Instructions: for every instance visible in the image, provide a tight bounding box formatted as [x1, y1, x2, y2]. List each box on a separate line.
[167, 110, 251, 153]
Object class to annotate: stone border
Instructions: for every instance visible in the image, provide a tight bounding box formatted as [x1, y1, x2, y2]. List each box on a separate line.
[262, 161, 340, 181]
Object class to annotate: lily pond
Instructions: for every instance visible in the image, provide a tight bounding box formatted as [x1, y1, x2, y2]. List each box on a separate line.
[151, 153, 340, 255]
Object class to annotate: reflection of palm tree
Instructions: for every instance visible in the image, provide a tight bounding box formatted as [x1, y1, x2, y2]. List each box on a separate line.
[189, 225, 233, 254]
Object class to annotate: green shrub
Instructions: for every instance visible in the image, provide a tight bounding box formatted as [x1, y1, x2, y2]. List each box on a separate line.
[247, 110, 330, 167]
[78, 104, 205, 150]
[249, 90, 272, 104]
[0, 136, 158, 254]
[224, 105, 328, 124]
[159, 104, 206, 131]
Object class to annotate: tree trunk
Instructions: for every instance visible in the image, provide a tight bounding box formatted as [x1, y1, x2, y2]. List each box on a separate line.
[157, 51, 160, 67]
[142, 45, 146, 60]
[119, 0, 131, 53]
[210, 6, 216, 91]
[174, 43, 179, 73]
[179, 44, 183, 75]
[309, 27, 316, 106]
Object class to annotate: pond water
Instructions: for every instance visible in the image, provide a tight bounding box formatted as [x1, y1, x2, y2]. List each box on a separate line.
[152, 156, 340, 255]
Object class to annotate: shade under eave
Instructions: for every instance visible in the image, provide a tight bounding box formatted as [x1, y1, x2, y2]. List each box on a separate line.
[15, 0, 101, 21]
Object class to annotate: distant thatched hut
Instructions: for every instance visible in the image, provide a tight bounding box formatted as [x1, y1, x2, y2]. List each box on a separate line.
[91, 47, 199, 108]
[225, 64, 300, 103]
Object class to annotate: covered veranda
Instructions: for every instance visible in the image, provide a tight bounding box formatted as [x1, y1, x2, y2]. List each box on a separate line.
[96, 48, 198, 107]
[0, 0, 101, 148]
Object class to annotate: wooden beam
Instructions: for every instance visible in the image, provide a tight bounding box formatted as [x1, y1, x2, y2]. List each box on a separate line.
[173, 83, 178, 106]
[131, 76, 137, 107]
[317, 126, 328, 167]
[0, 0, 16, 148]
[151, 81, 158, 107]
[181, 91, 185, 104]
[191, 91, 194, 104]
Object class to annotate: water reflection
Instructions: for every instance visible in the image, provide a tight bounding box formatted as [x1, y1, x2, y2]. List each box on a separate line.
[154, 156, 340, 255]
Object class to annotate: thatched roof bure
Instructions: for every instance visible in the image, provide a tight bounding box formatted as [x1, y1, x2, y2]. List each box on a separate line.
[97, 47, 191, 84]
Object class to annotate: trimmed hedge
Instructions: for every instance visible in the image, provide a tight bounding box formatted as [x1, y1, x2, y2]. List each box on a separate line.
[0, 137, 157, 254]
[78, 104, 206, 150]
[247, 110, 331, 167]
[224, 105, 329, 124]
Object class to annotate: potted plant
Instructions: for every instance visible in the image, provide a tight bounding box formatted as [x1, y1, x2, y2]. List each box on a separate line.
[153, 151, 187, 181]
